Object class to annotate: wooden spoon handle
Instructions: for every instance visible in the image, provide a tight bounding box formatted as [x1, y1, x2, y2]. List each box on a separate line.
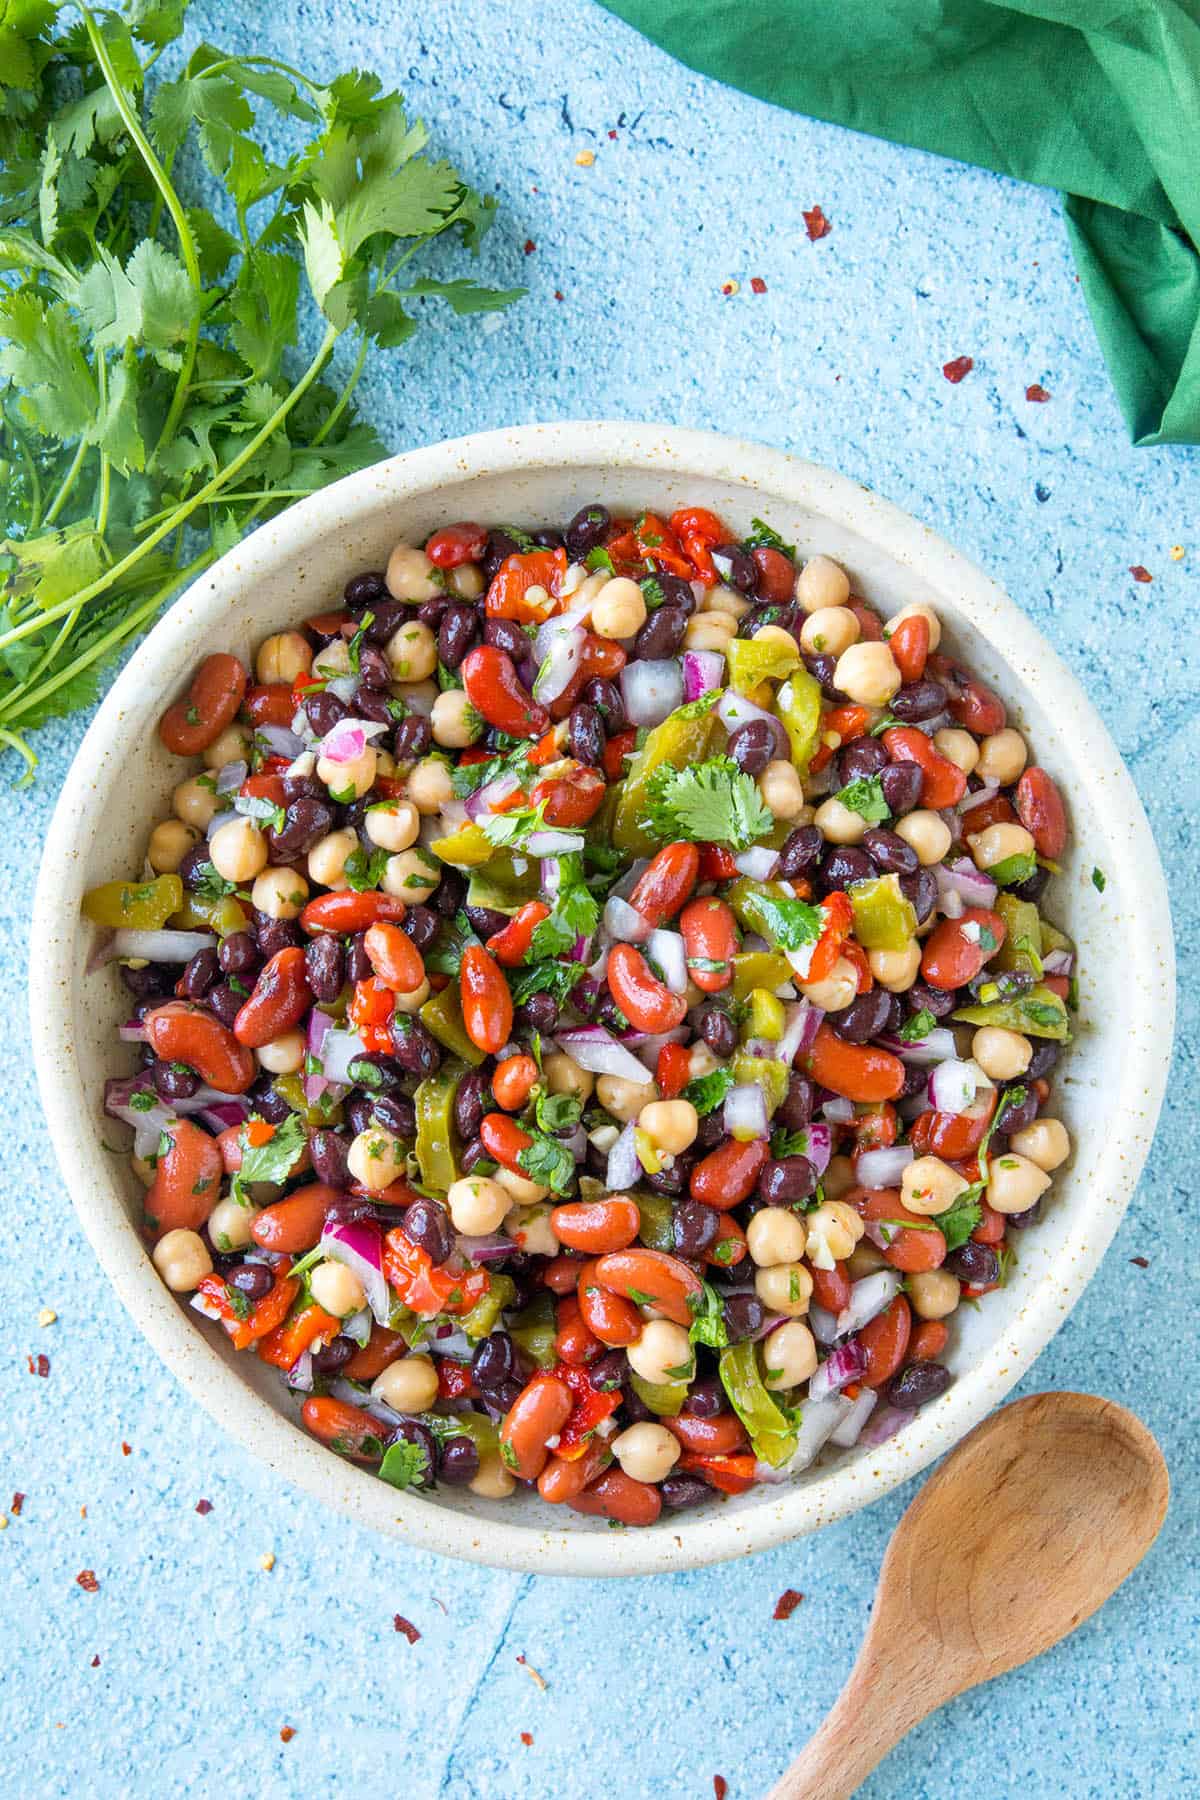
[766, 1647, 933, 1800]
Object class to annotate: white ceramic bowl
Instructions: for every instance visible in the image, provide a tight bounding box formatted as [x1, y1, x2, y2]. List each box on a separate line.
[31, 423, 1173, 1577]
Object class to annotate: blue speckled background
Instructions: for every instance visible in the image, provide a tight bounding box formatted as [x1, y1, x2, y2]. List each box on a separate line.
[2, 3, 1197, 1795]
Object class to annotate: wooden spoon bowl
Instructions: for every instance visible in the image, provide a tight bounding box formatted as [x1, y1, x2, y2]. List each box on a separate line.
[769, 1393, 1169, 1799]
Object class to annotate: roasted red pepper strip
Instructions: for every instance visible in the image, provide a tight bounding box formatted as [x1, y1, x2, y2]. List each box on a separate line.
[197, 1268, 299, 1353]
[656, 1040, 692, 1099]
[677, 1450, 757, 1495]
[484, 548, 567, 622]
[801, 891, 854, 983]
[486, 902, 552, 967]
[257, 1301, 341, 1371]
[348, 976, 394, 1054]
[552, 1362, 622, 1460]
[437, 1359, 478, 1400]
[382, 1228, 491, 1319]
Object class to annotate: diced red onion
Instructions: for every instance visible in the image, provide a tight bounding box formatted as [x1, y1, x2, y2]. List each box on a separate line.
[935, 857, 998, 911]
[257, 723, 306, 760]
[533, 598, 593, 663]
[835, 1269, 902, 1337]
[285, 1350, 315, 1392]
[717, 689, 775, 735]
[829, 1386, 879, 1448]
[808, 1303, 839, 1346]
[319, 1218, 390, 1325]
[646, 927, 688, 995]
[606, 1120, 641, 1192]
[681, 649, 726, 702]
[464, 770, 522, 822]
[454, 1232, 516, 1265]
[118, 1019, 149, 1043]
[558, 1024, 653, 1085]
[290, 707, 319, 745]
[533, 624, 586, 704]
[928, 1057, 987, 1115]
[540, 858, 563, 904]
[324, 674, 359, 705]
[525, 829, 585, 857]
[191, 1289, 225, 1323]
[604, 894, 653, 944]
[777, 1000, 823, 1066]
[733, 845, 780, 881]
[1043, 947, 1074, 976]
[215, 758, 247, 795]
[879, 1025, 958, 1066]
[204, 808, 238, 839]
[318, 716, 389, 764]
[724, 1082, 768, 1142]
[610, 856, 650, 902]
[795, 1122, 833, 1177]
[197, 1100, 251, 1134]
[821, 1095, 855, 1124]
[106, 927, 216, 965]
[858, 1403, 911, 1448]
[286, 750, 316, 780]
[320, 1026, 367, 1085]
[940, 886, 965, 921]
[620, 658, 684, 728]
[305, 1008, 336, 1106]
[855, 1144, 915, 1189]
[342, 1307, 373, 1348]
[956, 780, 999, 815]
[808, 1337, 867, 1404]
[402, 683, 436, 717]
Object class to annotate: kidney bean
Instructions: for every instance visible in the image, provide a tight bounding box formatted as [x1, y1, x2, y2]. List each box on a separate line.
[480, 1112, 533, 1173]
[490, 1053, 537, 1113]
[308, 1129, 351, 1189]
[881, 725, 966, 810]
[577, 1266, 643, 1346]
[929, 654, 1006, 735]
[919, 906, 1007, 991]
[888, 1360, 952, 1409]
[243, 683, 298, 729]
[426, 522, 487, 567]
[546, 1197, 637, 1256]
[672, 1198, 720, 1258]
[633, 604, 689, 661]
[909, 1320, 949, 1363]
[459, 944, 513, 1056]
[159, 653, 248, 756]
[498, 1373, 573, 1481]
[145, 1001, 255, 1094]
[232, 947, 312, 1050]
[592, 1247, 703, 1326]
[758, 1154, 818, 1206]
[145, 1120, 222, 1236]
[745, 544, 792, 601]
[388, 1014, 442, 1077]
[628, 842, 701, 927]
[804, 1025, 904, 1103]
[689, 1139, 769, 1212]
[363, 921, 425, 995]
[960, 792, 1017, 838]
[537, 1436, 610, 1504]
[808, 1260, 852, 1316]
[855, 1186, 947, 1273]
[970, 1203, 1007, 1247]
[679, 897, 738, 995]
[437, 603, 480, 671]
[554, 1294, 602, 1366]
[300, 891, 406, 935]
[886, 613, 930, 684]
[250, 1184, 338, 1255]
[698, 1006, 737, 1060]
[569, 1467, 662, 1526]
[859, 1293, 912, 1389]
[666, 1411, 749, 1456]
[909, 1093, 996, 1162]
[827, 986, 893, 1045]
[337, 1325, 404, 1384]
[461, 645, 548, 738]
[300, 1395, 381, 1459]
[530, 764, 606, 827]
[816, 846, 875, 895]
[1015, 766, 1068, 859]
[607, 943, 688, 1034]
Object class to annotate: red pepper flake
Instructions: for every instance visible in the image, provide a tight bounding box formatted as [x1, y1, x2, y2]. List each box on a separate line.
[393, 1614, 421, 1643]
[523, 239, 536, 255]
[121, 1442, 132, 1456]
[554, 290, 564, 302]
[1129, 565, 1153, 583]
[279, 1726, 296, 1744]
[76, 1570, 99, 1593]
[195, 1498, 213, 1515]
[773, 1588, 804, 1620]
[750, 276, 767, 295]
[1130, 1255, 1150, 1268]
[520, 1732, 534, 1747]
[803, 204, 831, 241]
[942, 356, 974, 384]
[1025, 383, 1051, 402]
[27, 1353, 49, 1377]
[714, 1779, 729, 1800]
[608, 128, 618, 139]
[90, 1656, 100, 1668]
[10, 1492, 24, 1516]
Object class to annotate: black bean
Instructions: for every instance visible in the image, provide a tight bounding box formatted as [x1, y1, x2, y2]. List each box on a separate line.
[178, 946, 219, 1000]
[151, 1059, 199, 1101]
[310, 1335, 356, 1375]
[347, 1051, 401, 1096]
[207, 981, 243, 1027]
[362, 600, 408, 643]
[416, 595, 451, 631]
[516, 992, 558, 1035]
[303, 690, 348, 737]
[645, 1162, 686, 1196]
[249, 1077, 292, 1123]
[482, 530, 521, 580]
[727, 719, 784, 777]
[660, 1473, 710, 1511]
[399, 905, 438, 954]
[387, 1417, 438, 1486]
[350, 685, 396, 727]
[712, 543, 758, 593]
[392, 713, 432, 762]
[1006, 1199, 1042, 1230]
[993, 1085, 1040, 1136]
[453, 1069, 489, 1140]
[483, 617, 529, 659]
[775, 1073, 815, 1132]
[345, 570, 387, 609]
[944, 1241, 1000, 1286]
[695, 1111, 726, 1152]
[1026, 1040, 1061, 1080]
[120, 962, 172, 1000]
[633, 604, 688, 661]
[564, 503, 610, 561]
[817, 846, 875, 893]
[1009, 863, 1050, 904]
[758, 1155, 817, 1206]
[862, 826, 919, 876]
[888, 1361, 952, 1410]
[253, 914, 301, 960]
[374, 1094, 416, 1141]
[880, 761, 924, 816]
[673, 1199, 720, 1257]
[437, 603, 480, 671]
[439, 1436, 481, 1485]
[322, 1196, 380, 1230]
[699, 1007, 737, 1059]
[836, 737, 889, 784]
[308, 1129, 351, 1189]
[433, 867, 467, 918]
[906, 979, 957, 1020]
[743, 602, 798, 637]
[355, 641, 392, 691]
[620, 1381, 656, 1425]
[804, 652, 846, 702]
[471, 1330, 521, 1392]
[344, 932, 371, 984]
[722, 1292, 765, 1343]
[534, 527, 564, 552]
[579, 676, 626, 734]
[567, 703, 605, 770]
[345, 1094, 375, 1137]
[899, 1061, 930, 1099]
[828, 987, 893, 1045]
[891, 678, 947, 723]
[280, 772, 324, 804]
[645, 572, 696, 615]
[216, 932, 257, 978]
[898, 866, 939, 925]
[390, 1014, 442, 1077]
[682, 1376, 724, 1418]
[464, 903, 510, 940]
[589, 1349, 627, 1392]
[229, 1262, 274, 1300]
[776, 825, 823, 880]
[403, 1197, 454, 1265]
[178, 846, 216, 892]
[459, 1140, 491, 1176]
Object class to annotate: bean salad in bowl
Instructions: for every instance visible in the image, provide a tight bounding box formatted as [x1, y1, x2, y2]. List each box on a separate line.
[84, 501, 1077, 1528]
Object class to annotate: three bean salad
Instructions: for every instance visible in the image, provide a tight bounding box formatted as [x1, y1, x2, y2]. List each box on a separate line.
[86, 504, 1077, 1527]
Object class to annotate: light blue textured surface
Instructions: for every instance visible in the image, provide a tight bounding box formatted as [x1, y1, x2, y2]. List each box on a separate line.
[2, 3, 1197, 1796]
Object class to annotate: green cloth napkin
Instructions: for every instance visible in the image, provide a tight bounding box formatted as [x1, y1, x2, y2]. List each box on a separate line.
[597, 0, 1200, 447]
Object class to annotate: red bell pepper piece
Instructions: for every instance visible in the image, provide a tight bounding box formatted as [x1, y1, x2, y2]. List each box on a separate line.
[257, 1301, 341, 1371]
[485, 548, 567, 622]
[348, 976, 394, 1054]
[552, 1362, 621, 1460]
[656, 1040, 692, 1099]
[677, 1450, 757, 1494]
[437, 1359, 478, 1400]
[196, 1268, 298, 1352]
[486, 902, 551, 967]
[383, 1228, 491, 1319]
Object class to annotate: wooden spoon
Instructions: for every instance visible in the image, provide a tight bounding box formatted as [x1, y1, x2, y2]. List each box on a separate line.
[768, 1392, 1168, 1800]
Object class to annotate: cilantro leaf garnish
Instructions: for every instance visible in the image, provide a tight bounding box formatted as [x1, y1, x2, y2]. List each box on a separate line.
[832, 774, 891, 825]
[342, 845, 391, 893]
[1091, 866, 1107, 892]
[535, 1091, 582, 1134]
[478, 800, 550, 847]
[516, 1132, 575, 1196]
[684, 1066, 734, 1116]
[740, 517, 796, 560]
[934, 1194, 982, 1253]
[231, 1113, 306, 1203]
[424, 910, 483, 978]
[737, 886, 824, 953]
[378, 1437, 433, 1491]
[641, 755, 772, 851]
[897, 1008, 937, 1042]
[528, 855, 599, 958]
[192, 861, 239, 904]
[509, 961, 587, 1008]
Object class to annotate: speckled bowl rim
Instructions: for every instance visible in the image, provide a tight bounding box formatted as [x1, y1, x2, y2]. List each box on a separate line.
[31, 422, 1174, 1578]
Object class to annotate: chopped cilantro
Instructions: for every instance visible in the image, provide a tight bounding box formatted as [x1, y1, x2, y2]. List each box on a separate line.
[683, 1066, 735, 1116]
[933, 1194, 982, 1253]
[478, 800, 550, 848]
[235, 793, 287, 834]
[740, 517, 796, 559]
[192, 862, 239, 905]
[509, 960, 587, 1008]
[687, 1281, 731, 1350]
[1091, 866, 1107, 892]
[378, 1437, 432, 1491]
[231, 1113, 306, 1203]
[642, 755, 772, 851]
[640, 573, 666, 608]
[672, 691, 722, 721]
[424, 910, 482, 978]
[988, 852, 1038, 887]
[436, 660, 465, 691]
[535, 1091, 583, 1134]
[517, 1132, 576, 1195]
[128, 1089, 157, 1113]
[868, 713, 900, 736]
[528, 855, 599, 958]
[500, 524, 540, 553]
[737, 887, 824, 953]
[347, 613, 375, 674]
[832, 774, 891, 825]
[897, 1008, 937, 1043]
[585, 546, 615, 574]
[225, 1285, 253, 1322]
[343, 846, 391, 893]
[769, 1126, 809, 1158]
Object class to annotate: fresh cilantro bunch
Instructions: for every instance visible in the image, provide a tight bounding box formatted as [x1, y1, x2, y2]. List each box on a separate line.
[0, 0, 522, 777]
[642, 755, 773, 851]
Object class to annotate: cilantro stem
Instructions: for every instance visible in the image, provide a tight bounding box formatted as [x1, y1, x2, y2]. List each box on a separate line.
[42, 435, 90, 527]
[311, 334, 368, 448]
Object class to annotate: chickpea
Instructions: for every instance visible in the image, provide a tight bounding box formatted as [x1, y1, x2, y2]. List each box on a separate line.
[813, 795, 869, 846]
[934, 727, 979, 775]
[307, 828, 357, 890]
[148, 818, 199, 873]
[885, 601, 942, 651]
[637, 1099, 698, 1157]
[762, 1319, 818, 1391]
[209, 817, 268, 884]
[202, 724, 251, 770]
[256, 1029, 306, 1075]
[746, 1208, 807, 1267]
[471, 1449, 517, 1498]
[151, 1228, 212, 1292]
[206, 1196, 258, 1253]
[800, 605, 859, 657]
[391, 977, 431, 1017]
[976, 728, 1028, 786]
[543, 1051, 595, 1105]
[448, 562, 485, 599]
[256, 630, 312, 686]
[312, 638, 352, 680]
[371, 1354, 440, 1413]
[895, 808, 952, 866]
[381, 847, 440, 903]
[700, 584, 751, 621]
[972, 1025, 1033, 1082]
[386, 542, 440, 602]
[834, 641, 902, 708]
[1010, 1117, 1071, 1172]
[447, 1175, 511, 1235]
[683, 611, 736, 653]
[567, 568, 612, 611]
[869, 940, 921, 992]
[796, 554, 850, 614]
[804, 1200, 865, 1268]
[760, 760, 807, 822]
[822, 1154, 856, 1203]
[902, 1154, 970, 1216]
[317, 744, 377, 801]
[627, 1319, 693, 1387]
[375, 749, 398, 782]
[754, 1261, 814, 1317]
[386, 618, 438, 683]
[967, 821, 1037, 872]
[846, 1240, 887, 1279]
[504, 1203, 560, 1258]
[800, 955, 859, 1013]
[687, 1042, 719, 1082]
[310, 1259, 366, 1317]
[496, 1165, 550, 1206]
[988, 1150, 1053, 1215]
[590, 576, 646, 640]
[611, 1421, 681, 1484]
[364, 799, 420, 854]
[431, 689, 483, 749]
[407, 756, 454, 814]
[347, 1129, 407, 1192]
[754, 623, 801, 659]
[173, 775, 219, 831]
[596, 1071, 658, 1124]
[251, 865, 309, 921]
[908, 1268, 961, 1321]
